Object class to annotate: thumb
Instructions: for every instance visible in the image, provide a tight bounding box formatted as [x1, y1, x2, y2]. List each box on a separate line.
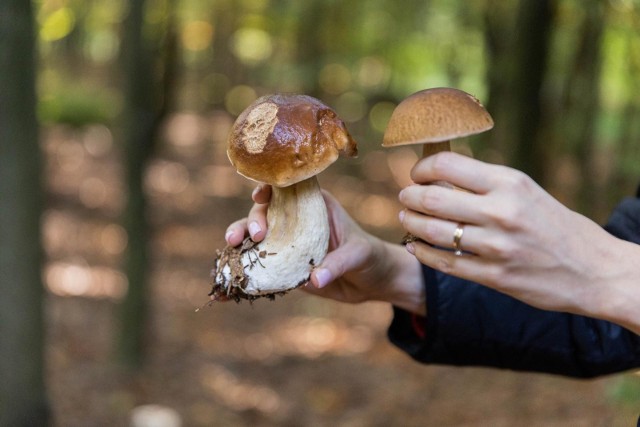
[311, 241, 364, 288]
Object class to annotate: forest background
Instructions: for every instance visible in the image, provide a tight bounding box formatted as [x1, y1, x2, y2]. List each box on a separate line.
[1, 0, 640, 425]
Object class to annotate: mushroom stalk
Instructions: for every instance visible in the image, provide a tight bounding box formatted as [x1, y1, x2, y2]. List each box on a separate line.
[211, 177, 329, 300]
[421, 141, 454, 190]
[422, 140, 451, 158]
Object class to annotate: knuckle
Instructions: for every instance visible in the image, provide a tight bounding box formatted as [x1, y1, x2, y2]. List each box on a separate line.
[419, 188, 443, 212]
[503, 169, 533, 192]
[420, 221, 440, 244]
[431, 152, 455, 176]
[484, 264, 507, 287]
[483, 204, 523, 232]
[484, 239, 515, 260]
[436, 257, 455, 275]
[411, 151, 454, 182]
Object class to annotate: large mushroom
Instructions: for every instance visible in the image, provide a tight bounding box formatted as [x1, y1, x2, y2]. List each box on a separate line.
[210, 94, 357, 301]
[382, 87, 493, 242]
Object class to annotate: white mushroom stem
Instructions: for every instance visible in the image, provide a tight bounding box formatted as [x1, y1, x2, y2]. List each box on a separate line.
[214, 176, 329, 298]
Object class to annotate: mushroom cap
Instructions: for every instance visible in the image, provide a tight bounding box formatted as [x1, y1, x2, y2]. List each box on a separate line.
[227, 94, 358, 187]
[382, 87, 494, 147]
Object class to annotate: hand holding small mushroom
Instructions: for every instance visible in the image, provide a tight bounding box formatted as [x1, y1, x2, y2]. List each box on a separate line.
[383, 87, 494, 244]
[398, 151, 640, 334]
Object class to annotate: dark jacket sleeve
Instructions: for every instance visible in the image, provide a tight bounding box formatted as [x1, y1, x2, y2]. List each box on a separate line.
[388, 189, 640, 378]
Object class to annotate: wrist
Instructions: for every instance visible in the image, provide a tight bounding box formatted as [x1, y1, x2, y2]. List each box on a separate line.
[591, 238, 640, 334]
[376, 241, 426, 316]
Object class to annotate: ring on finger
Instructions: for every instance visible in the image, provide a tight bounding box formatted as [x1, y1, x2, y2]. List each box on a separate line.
[452, 224, 465, 256]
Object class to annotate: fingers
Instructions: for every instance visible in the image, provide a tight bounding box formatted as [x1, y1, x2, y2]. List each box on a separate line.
[246, 201, 268, 241]
[246, 184, 271, 241]
[310, 247, 350, 289]
[223, 203, 268, 245]
[225, 218, 248, 246]
[400, 212, 476, 254]
[406, 239, 499, 288]
[224, 185, 271, 245]
[310, 240, 366, 289]
[399, 184, 488, 226]
[410, 152, 507, 194]
[252, 184, 272, 204]
[400, 207, 520, 261]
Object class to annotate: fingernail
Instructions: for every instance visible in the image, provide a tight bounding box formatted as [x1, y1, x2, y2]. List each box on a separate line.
[225, 229, 235, 243]
[252, 185, 262, 199]
[315, 268, 332, 288]
[248, 221, 261, 237]
[405, 243, 415, 255]
[398, 210, 405, 223]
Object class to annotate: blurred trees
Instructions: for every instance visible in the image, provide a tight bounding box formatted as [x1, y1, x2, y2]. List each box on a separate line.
[117, 0, 177, 368]
[35, 0, 640, 210]
[485, 0, 556, 182]
[0, 0, 49, 425]
[28, 0, 640, 389]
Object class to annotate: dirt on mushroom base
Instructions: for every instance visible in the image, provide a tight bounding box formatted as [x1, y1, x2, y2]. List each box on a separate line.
[209, 237, 310, 303]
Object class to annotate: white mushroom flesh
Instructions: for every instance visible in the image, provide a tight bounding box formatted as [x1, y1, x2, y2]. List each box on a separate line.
[214, 176, 329, 297]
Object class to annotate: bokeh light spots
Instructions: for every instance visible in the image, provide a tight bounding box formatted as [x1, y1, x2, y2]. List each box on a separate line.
[230, 27, 273, 65]
[39, 7, 75, 42]
[224, 85, 257, 116]
[319, 63, 352, 95]
[181, 20, 214, 51]
[369, 101, 396, 133]
[334, 91, 367, 122]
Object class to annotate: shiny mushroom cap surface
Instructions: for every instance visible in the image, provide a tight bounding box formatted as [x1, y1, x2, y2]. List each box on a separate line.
[227, 94, 358, 187]
[382, 87, 494, 147]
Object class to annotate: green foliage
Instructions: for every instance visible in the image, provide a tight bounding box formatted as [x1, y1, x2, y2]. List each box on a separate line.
[34, 0, 640, 203]
[38, 85, 120, 127]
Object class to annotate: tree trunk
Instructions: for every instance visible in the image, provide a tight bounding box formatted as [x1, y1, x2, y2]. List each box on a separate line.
[0, 0, 49, 425]
[508, 0, 555, 185]
[117, 0, 175, 369]
[561, 1, 605, 218]
[482, 0, 517, 156]
[482, 0, 555, 179]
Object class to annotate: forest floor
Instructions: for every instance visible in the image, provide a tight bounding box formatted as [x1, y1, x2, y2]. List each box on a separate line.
[42, 115, 638, 426]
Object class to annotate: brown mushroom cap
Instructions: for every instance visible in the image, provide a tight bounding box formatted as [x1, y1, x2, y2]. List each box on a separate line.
[382, 87, 494, 147]
[227, 94, 358, 187]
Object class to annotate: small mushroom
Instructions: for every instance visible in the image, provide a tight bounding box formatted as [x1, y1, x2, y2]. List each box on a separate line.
[210, 94, 357, 301]
[383, 87, 494, 188]
[382, 87, 493, 243]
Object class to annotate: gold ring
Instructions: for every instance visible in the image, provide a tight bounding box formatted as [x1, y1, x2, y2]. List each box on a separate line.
[452, 224, 464, 256]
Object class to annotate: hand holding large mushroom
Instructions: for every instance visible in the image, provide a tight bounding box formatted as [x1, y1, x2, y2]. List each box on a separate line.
[210, 94, 357, 301]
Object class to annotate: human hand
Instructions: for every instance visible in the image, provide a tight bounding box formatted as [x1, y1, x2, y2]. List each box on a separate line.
[225, 185, 425, 314]
[398, 152, 640, 321]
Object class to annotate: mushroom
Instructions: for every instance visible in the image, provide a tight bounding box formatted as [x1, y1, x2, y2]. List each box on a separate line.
[383, 87, 493, 171]
[382, 87, 493, 187]
[210, 94, 357, 301]
[382, 87, 493, 242]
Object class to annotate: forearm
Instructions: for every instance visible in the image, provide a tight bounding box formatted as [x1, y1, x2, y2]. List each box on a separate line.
[592, 195, 640, 335]
[594, 238, 640, 335]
